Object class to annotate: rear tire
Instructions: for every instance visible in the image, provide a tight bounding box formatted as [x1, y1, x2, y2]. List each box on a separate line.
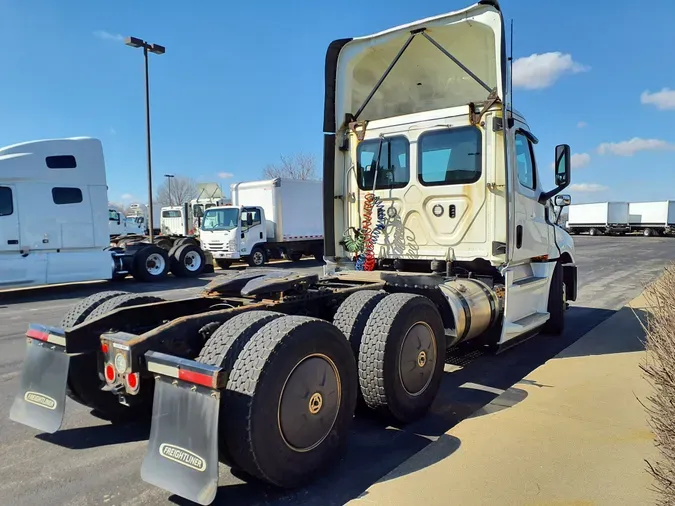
[225, 316, 357, 488]
[644, 228, 654, 237]
[333, 290, 387, 407]
[131, 245, 170, 282]
[359, 293, 445, 424]
[61, 291, 129, 407]
[289, 253, 302, 262]
[170, 243, 206, 277]
[542, 262, 565, 335]
[248, 247, 266, 267]
[196, 311, 286, 465]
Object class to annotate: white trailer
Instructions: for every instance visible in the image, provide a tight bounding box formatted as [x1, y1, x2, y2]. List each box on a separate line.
[628, 200, 675, 236]
[565, 202, 630, 235]
[200, 178, 324, 268]
[0, 137, 209, 290]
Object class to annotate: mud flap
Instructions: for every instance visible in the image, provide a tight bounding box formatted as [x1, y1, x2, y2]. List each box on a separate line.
[141, 352, 222, 505]
[10, 339, 70, 434]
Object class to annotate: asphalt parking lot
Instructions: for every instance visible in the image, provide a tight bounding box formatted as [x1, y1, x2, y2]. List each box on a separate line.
[0, 235, 673, 506]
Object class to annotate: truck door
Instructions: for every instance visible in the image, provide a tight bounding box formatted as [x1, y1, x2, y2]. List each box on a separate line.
[109, 209, 123, 236]
[0, 185, 19, 254]
[239, 207, 265, 256]
[0, 185, 47, 287]
[509, 127, 550, 262]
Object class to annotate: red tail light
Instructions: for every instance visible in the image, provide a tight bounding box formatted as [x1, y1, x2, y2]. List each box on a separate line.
[126, 372, 139, 391]
[178, 369, 216, 388]
[105, 364, 116, 383]
[101, 343, 109, 354]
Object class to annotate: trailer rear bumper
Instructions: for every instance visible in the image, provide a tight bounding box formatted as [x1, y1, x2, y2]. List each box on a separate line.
[141, 351, 226, 506]
[9, 324, 70, 434]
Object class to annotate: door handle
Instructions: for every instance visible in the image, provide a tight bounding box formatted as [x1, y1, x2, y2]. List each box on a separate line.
[259, 232, 263, 239]
[7, 239, 18, 245]
[516, 225, 523, 249]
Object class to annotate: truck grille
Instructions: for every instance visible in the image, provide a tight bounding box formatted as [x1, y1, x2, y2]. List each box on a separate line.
[208, 242, 225, 251]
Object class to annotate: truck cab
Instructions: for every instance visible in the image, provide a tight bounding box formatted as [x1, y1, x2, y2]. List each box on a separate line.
[108, 209, 144, 237]
[323, 0, 577, 344]
[199, 205, 267, 265]
[0, 138, 116, 288]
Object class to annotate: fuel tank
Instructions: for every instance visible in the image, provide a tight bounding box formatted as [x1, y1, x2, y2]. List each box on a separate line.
[439, 278, 502, 347]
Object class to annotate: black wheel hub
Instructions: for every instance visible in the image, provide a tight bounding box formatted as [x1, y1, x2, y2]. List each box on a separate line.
[398, 322, 436, 396]
[278, 355, 340, 452]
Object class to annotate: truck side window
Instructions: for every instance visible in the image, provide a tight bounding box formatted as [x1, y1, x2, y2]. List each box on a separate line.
[418, 126, 482, 186]
[357, 136, 409, 191]
[515, 133, 536, 190]
[52, 187, 83, 205]
[0, 186, 13, 216]
[109, 210, 119, 221]
[242, 208, 262, 227]
[46, 155, 77, 169]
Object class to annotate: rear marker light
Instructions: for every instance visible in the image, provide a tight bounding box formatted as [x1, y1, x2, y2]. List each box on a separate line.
[178, 369, 215, 389]
[101, 343, 109, 354]
[26, 328, 49, 342]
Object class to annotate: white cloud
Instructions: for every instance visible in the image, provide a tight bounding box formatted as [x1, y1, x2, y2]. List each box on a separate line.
[597, 137, 675, 156]
[550, 152, 590, 170]
[568, 183, 608, 193]
[577, 121, 587, 128]
[218, 172, 234, 179]
[640, 88, 675, 111]
[120, 193, 134, 201]
[94, 30, 124, 42]
[512, 52, 589, 90]
[109, 127, 116, 135]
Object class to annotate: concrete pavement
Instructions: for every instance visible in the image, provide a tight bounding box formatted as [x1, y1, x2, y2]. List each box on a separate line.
[348, 293, 658, 506]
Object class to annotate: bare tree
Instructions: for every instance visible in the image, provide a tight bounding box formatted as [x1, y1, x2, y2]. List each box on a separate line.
[155, 175, 198, 207]
[263, 153, 320, 180]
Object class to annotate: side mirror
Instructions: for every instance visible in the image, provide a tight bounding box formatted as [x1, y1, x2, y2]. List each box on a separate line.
[554, 194, 571, 207]
[538, 143, 572, 203]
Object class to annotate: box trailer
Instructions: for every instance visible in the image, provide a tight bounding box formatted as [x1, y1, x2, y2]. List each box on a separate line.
[628, 200, 675, 236]
[200, 178, 324, 268]
[565, 202, 630, 235]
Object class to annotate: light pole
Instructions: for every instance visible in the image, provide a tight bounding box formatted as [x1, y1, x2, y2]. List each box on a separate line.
[125, 36, 165, 243]
[164, 174, 174, 206]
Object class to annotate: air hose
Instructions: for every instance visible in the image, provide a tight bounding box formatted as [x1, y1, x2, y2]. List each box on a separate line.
[347, 192, 385, 271]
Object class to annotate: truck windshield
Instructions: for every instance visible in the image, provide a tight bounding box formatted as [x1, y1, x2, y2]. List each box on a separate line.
[202, 208, 239, 231]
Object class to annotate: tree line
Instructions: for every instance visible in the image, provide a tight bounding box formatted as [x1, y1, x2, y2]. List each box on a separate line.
[110, 152, 319, 214]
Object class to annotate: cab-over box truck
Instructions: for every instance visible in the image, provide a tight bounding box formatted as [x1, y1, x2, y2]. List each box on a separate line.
[565, 202, 630, 236]
[9, 2, 577, 504]
[628, 200, 675, 236]
[200, 178, 324, 268]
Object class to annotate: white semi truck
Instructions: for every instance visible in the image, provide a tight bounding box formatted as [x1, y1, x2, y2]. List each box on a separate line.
[628, 200, 675, 236]
[200, 178, 324, 268]
[0, 137, 209, 290]
[108, 208, 145, 238]
[9, 2, 578, 505]
[565, 202, 631, 235]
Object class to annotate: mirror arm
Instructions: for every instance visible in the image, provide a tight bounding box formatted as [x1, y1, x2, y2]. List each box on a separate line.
[538, 180, 570, 205]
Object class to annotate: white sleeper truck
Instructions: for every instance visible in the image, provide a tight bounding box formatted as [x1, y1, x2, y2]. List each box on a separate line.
[200, 177, 324, 268]
[9, 2, 577, 504]
[0, 137, 208, 290]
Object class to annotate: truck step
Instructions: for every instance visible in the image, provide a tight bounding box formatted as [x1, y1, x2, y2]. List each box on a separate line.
[503, 312, 549, 336]
[512, 276, 547, 288]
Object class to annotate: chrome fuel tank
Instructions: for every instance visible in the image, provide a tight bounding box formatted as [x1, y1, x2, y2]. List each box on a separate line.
[439, 278, 502, 347]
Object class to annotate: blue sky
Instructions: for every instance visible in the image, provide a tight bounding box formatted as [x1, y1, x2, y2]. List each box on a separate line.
[1, 0, 673, 206]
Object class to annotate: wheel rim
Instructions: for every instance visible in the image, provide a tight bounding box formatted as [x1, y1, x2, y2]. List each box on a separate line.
[398, 322, 436, 397]
[184, 250, 202, 272]
[277, 354, 341, 452]
[253, 251, 264, 265]
[145, 253, 166, 275]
